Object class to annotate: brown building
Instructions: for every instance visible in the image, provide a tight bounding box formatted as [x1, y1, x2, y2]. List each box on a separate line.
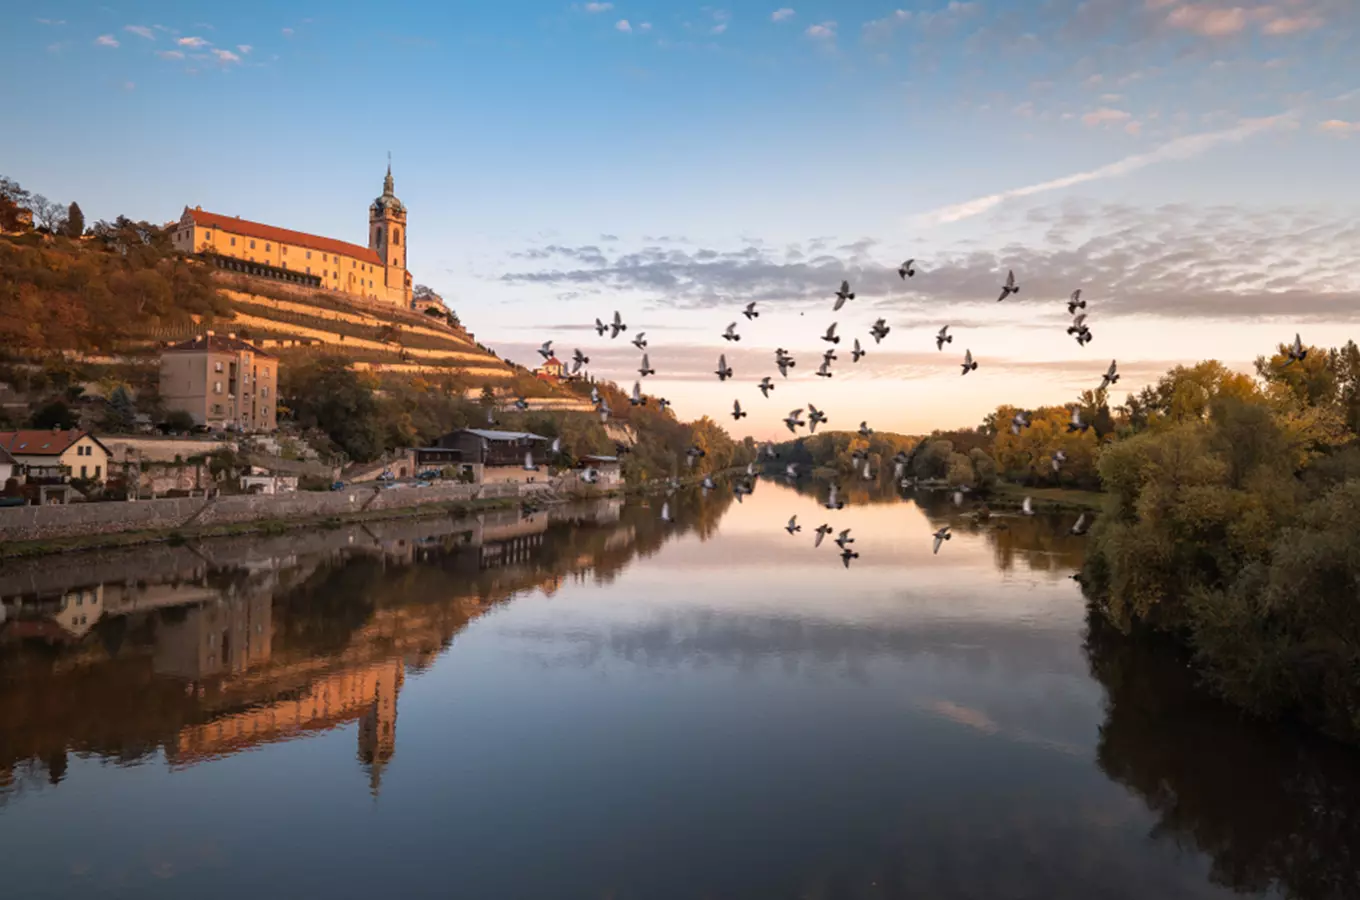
[171, 164, 413, 308]
[159, 333, 278, 432]
[435, 429, 550, 485]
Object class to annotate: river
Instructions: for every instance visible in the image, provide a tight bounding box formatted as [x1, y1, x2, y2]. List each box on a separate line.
[1, 481, 1357, 900]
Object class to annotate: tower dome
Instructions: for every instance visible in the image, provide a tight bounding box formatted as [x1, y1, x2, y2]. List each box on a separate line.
[371, 162, 405, 215]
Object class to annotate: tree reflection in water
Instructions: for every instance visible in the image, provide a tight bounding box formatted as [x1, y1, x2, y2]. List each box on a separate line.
[1084, 608, 1360, 900]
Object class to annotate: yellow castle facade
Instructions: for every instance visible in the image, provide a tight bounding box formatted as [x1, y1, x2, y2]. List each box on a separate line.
[171, 164, 413, 308]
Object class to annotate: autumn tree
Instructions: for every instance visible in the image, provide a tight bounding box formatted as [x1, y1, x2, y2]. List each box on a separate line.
[64, 202, 85, 238]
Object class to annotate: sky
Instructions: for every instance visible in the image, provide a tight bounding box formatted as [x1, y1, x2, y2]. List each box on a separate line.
[3, 0, 1359, 439]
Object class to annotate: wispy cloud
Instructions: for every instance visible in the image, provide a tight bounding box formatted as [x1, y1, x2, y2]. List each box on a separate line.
[615, 19, 632, 33]
[237, 44, 253, 54]
[94, 34, 119, 48]
[1081, 107, 1133, 127]
[771, 8, 795, 22]
[211, 48, 241, 63]
[156, 49, 185, 60]
[281, 27, 294, 37]
[1262, 13, 1324, 35]
[862, 9, 911, 41]
[805, 21, 836, 39]
[1319, 119, 1360, 135]
[177, 36, 210, 48]
[583, 1, 614, 12]
[1164, 4, 1253, 37]
[914, 114, 1297, 225]
[36, 17, 65, 25]
[124, 25, 155, 40]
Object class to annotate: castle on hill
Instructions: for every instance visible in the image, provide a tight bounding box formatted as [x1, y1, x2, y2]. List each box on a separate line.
[171, 163, 413, 308]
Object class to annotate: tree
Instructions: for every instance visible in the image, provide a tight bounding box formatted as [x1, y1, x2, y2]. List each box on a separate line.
[104, 385, 138, 432]
[64, 202, 85, 238]
[0, 175, 31, 231]
[282, 357, 385, 462]
[29, 193, 67, 233]
[163, 410, 196, 434]
[30, 400, 76, 430]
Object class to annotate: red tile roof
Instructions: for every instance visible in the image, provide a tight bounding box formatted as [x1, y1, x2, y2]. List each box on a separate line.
[163, 333, 275, 358]
[186, 208, 384, 267]
[0, 430, 107, 458]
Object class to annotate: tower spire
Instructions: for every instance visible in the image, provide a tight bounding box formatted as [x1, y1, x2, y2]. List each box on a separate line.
[384, 152, 394, 195]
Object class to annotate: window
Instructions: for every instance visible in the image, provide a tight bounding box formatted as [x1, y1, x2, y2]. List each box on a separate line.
[351, 260, 355, 268]
[306, 267, 311, 275]
[262, 386, 269, 398]
[206, 230, 213, 240]
[323, 253, 328, 262]
[214, 381, 223, 394]
[250, 240, 256, 249]
[215, 361, 223, 372]
[323, 270, 328, 278]
[231, 237, 236, 246]
[94, 465, 100, 479]
[212, 404, 223, 415]
[369, 280, 373, 287]
[76, 594, 83, 607]
[375, 226, 383, 244]
[282, 262, 288, 269]
[265, 243, 271, 251]
[80, 465, 87, 478]
[393, 227, 400, 246]
[306, 250, 312, 259]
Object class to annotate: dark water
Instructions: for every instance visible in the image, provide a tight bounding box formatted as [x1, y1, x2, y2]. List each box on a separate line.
[2, 483, 1357, 900]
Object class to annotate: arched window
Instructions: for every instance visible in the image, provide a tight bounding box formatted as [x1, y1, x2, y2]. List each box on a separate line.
[375, 226, 383, 245]
[392, 228, 400, 246]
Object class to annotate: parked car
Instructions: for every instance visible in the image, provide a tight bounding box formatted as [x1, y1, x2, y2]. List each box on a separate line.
[329, 481, 346, 492]
[416, 469, 440, 480]
[377, 470, 396, 482]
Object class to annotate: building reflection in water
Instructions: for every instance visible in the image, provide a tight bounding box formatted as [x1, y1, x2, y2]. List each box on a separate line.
[0, 495, 701, 801]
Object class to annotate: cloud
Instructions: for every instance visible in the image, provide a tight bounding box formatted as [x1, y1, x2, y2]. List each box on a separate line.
[771, 8, 795, 22]
[583, 2, 614, 11]
[36, 18, 65, 25]
[156, 49, 185, 60]
[237, 44, 253, 54]
[94, 34, 119, 47]
[211, 48, 241, 63]
[1261, 13, 1324, 35]
[615, 19, 632, 32]
[915, 114, 1296, 225]
[1163, 4, 1251, 36]
[805, 21, 836, 38]
[639, 22, 652, 32]
[710, 10, 731, 34]
[121, 81, 136, 92]
[124, 25, 155, 40]
[499, 201, 1360, 325]
[177, 36, 210, 48]
[862, 9, 911, 41]
[281, 27, 294, 37]
[1319, 119, 1360, 135]
[1081, 107, 1133, 127]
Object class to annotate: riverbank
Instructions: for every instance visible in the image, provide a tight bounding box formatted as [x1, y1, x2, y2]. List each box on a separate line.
[987, 483, 1104, 511]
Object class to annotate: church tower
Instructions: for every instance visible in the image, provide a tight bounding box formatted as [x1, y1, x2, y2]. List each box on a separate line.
[368, 160, 412, 307]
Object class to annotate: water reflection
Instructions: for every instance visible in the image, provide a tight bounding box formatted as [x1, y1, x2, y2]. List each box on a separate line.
[0, 483, 1355, 900]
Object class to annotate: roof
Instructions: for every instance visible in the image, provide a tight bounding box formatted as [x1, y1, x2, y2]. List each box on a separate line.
[579, 455, 619, 464]
[163, 333, 275, 358]
[539, 356, 563, 367]
[0, 445, 16, 465]
[186, 208, 384, 267]
[459, 429, 550, 442]
[0, 430, 109, 458]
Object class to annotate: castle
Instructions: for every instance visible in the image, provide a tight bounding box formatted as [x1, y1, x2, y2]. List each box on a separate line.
[171, 164, 414, 308]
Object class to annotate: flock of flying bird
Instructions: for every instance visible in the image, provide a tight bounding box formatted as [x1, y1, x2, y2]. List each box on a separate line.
[521, 261, 1310, 568]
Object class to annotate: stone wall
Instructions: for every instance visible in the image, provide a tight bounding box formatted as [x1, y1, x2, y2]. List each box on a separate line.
[0, 481, 523, 543]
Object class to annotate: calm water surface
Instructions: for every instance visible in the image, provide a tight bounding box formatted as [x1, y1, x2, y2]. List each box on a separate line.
[2, 482, 1357, 900]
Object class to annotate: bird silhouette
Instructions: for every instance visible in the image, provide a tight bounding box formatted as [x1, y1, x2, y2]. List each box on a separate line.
[897, 259, 916, 279]
[932, 526, 952, 554]
[538, 340, 553, 360]
[759, 376, 774, 398]
[716, 353, 733, 381]
[722, 322, 741, 342]
[610, 310, 627, 338]
[1100, 360, 1119, 390]
[638, 353, 654, 377]
[743, 301, 759, 320]
[997, 269, 1019, 302]
[786, 515, 802, 535]
[822, 323, 840, 344]
[870, 319, 891, 344]
[833, 280, 855, 311]
[1067, 289, 1086, 315]
[961, 349, 978, 375]
[632, 332, 648, 350]
[936, 325, 953, 350]
[732, 399, 747, 420]
[851, 338, 866, 362]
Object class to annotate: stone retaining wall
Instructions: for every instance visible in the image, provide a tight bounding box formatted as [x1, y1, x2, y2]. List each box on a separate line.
[0, 481, 523, 543]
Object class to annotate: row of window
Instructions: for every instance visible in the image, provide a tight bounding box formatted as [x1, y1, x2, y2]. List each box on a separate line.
[196, 229, 384, 274]
[75, 444, 95, 457]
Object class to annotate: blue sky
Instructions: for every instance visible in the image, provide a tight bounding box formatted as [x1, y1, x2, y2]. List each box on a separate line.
[4, 1, 1359, 437]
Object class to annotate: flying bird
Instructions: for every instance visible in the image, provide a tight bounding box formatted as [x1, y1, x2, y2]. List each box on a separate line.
[722, 322, 740, 342]
[701, 474, 718, 492]
[742, 301, 759, 320]
[1070, 513, 1091, 536]
[1021, 496, 1035, 516]
[776, 352, 795, 378]
[823, 348, 838, 364]
[808, 404, 827, 432]
[813, 523, 833, 548]
[732, 399, 747, 420]
[660, 501, 674, 523]
[1068, 289, 1086, 315]
[1051, 449, 1068, 472]
[522, 451, 538, 472]
[598, 400, 611, 423]
[961, 349, 978, 375]
[551, 436, 562, 454]
[870, 319, 891, 344]
[594, 318, 608, 337]
[632, 332, 647, 350]
[858, 421, 873, 438]
[784, 462, 799, 481]
[833, 280, 855, 311]
[685, 445, 707, 468]
[936, 325, 952, 351]
[571, 348, 589, 373]
[816, 359, 833, 378]
[581, 468, 599, 484]
[610, 310, 627, 339]
[716, 354, 733, 381]
[786, 515, 802, 535]
[932, 526, 952, 555]
[1067, 313, 1087, 335]
[824, 483, 845, 510]
[784, 408, 806, 433]
[1011, 410, 1031, 435]
[897, 258, 916, 279]
[758, 376, 774, 398]
[861, 458, 874, 481]
[762, 441, 779, 460]
[1067, 407, 1089, 434]
[733, 479, 754, 502]
[840, 547, 860, 568]
[538, 340, 553, 360]
[658, 398, 671, 412]
[997, 269, 1019, 302]
[638, 353, 655, 377]
[851, 338, 866, 363]
[821, 323, 840, 344]
[1100, 360, 1120, 391]
[630, 381, 646, 407]
[1287, 333, 1307, 364]
[513, 396, 529, 411]
[834, 528, 854, 549]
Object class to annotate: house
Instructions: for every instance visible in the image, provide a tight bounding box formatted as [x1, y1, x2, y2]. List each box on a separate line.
[434, 429, 549, 484]
[535, 355, 566, 383]
[0, 429, 111, 484]
[240, 472, 299, 495]
[0, 445, 16, 488]
[159, 332, 279, 433]
[578, 455, 623, 487]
